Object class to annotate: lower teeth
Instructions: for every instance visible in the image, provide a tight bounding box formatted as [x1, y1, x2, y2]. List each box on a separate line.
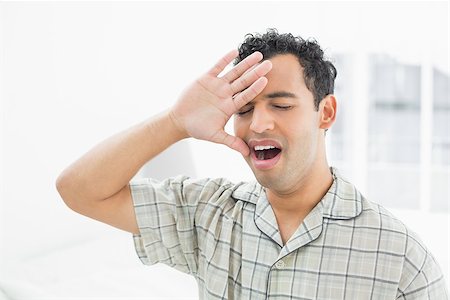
[257, 151, 265, 160]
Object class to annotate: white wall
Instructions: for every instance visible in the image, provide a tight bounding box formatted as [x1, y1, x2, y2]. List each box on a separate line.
[1, 0, 448, 293]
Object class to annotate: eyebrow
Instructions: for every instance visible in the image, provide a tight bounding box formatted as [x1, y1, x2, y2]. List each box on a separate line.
[264, 91, 298, 99]
[240, 91, 298, 108]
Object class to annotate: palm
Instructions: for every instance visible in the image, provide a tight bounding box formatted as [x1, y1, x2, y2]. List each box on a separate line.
[177, 75, 234, 139]
[170, 50, 272, 156]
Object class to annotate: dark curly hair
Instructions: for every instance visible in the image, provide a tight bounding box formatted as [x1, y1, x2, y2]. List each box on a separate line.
[235, 29, 337, 110]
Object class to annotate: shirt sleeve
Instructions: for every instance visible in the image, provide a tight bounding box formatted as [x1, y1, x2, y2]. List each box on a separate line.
[396, 230, 449, 299]
[129, 175, 234, 276]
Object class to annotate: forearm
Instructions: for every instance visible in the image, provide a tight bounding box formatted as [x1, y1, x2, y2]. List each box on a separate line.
[56, 110, 187, 205]
[54, 50, 269, 234]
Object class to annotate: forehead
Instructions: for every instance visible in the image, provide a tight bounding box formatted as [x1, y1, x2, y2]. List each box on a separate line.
[262, 54, 306, 94]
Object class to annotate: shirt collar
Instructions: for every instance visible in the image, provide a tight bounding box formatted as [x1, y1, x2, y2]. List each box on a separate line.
[231, 167, 363, 220]
[319, 167, 363, 219]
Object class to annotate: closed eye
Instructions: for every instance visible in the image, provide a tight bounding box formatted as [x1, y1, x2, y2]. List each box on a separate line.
[273, 105, 292, 110]
[237, 107, 253, 115]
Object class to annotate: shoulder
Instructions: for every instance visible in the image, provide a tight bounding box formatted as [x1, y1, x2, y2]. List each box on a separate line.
[358, 198, 433, 257]
[130, 175, 259, 206]
[358, 197, 410, 236]
[342, 186, 446, 294]
[358, 197, 446, 284]
[357, 195, 434, 255]
[329, 168, 429, 256]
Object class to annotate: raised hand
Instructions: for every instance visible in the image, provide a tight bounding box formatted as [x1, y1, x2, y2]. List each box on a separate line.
[169, 50, 272, 156]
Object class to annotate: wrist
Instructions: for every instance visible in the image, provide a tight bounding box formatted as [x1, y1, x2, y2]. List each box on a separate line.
[166, 109, 190, 141]
[141, 110, 189, 149]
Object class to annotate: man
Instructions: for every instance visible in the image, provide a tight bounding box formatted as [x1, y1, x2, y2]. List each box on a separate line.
[56, 29, 447, 299]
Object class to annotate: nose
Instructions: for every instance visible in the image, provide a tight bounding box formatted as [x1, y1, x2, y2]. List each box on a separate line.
[249, 107, 275, 133]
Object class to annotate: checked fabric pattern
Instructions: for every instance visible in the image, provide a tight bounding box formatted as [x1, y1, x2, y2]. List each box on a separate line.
[131, 168, 448, 299]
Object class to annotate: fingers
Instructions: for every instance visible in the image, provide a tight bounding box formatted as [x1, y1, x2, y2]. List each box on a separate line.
[211, 130, 250, 156]
[221, 51, 263, 83]
[207, 49, 239, 77]
[229, 60, 272, 96]
[232, 76, 268, 109]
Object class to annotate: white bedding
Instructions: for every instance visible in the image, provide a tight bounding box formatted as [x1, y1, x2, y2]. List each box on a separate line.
[0, 231, 198, 299]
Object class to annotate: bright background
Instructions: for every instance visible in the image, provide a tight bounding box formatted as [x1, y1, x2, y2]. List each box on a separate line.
[0, 1, 448, 299]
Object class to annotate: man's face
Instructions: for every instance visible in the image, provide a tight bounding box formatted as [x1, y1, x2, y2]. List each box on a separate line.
[234, 54, 324, 194]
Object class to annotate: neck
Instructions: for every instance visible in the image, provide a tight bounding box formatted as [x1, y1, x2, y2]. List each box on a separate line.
[266, 161, 333, 245]
[266, 162, 333, 219]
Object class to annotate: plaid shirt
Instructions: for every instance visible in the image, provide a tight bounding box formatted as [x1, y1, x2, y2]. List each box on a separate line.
[131, 168, 448, 299]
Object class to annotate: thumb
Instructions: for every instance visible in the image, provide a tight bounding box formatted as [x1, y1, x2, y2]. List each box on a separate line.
[211, 130, 250, 156]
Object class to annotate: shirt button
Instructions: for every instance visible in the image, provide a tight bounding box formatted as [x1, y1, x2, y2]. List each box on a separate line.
[275, 260, 285, 269]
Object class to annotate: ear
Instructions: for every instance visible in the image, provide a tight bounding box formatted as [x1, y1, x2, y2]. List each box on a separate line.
[318, 94, 337, 130]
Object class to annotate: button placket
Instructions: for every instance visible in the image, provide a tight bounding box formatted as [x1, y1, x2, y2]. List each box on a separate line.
[274, 260, 285, 269]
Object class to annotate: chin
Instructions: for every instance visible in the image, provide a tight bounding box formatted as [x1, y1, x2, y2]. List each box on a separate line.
[253, 172, 282, 190]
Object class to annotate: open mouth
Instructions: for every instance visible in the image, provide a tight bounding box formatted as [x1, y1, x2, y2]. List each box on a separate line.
[248, 140, 283, 170]
[254, 145, 282, 160]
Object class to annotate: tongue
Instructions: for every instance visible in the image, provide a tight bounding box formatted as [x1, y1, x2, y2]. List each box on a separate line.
[257, 148, 281, 160]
